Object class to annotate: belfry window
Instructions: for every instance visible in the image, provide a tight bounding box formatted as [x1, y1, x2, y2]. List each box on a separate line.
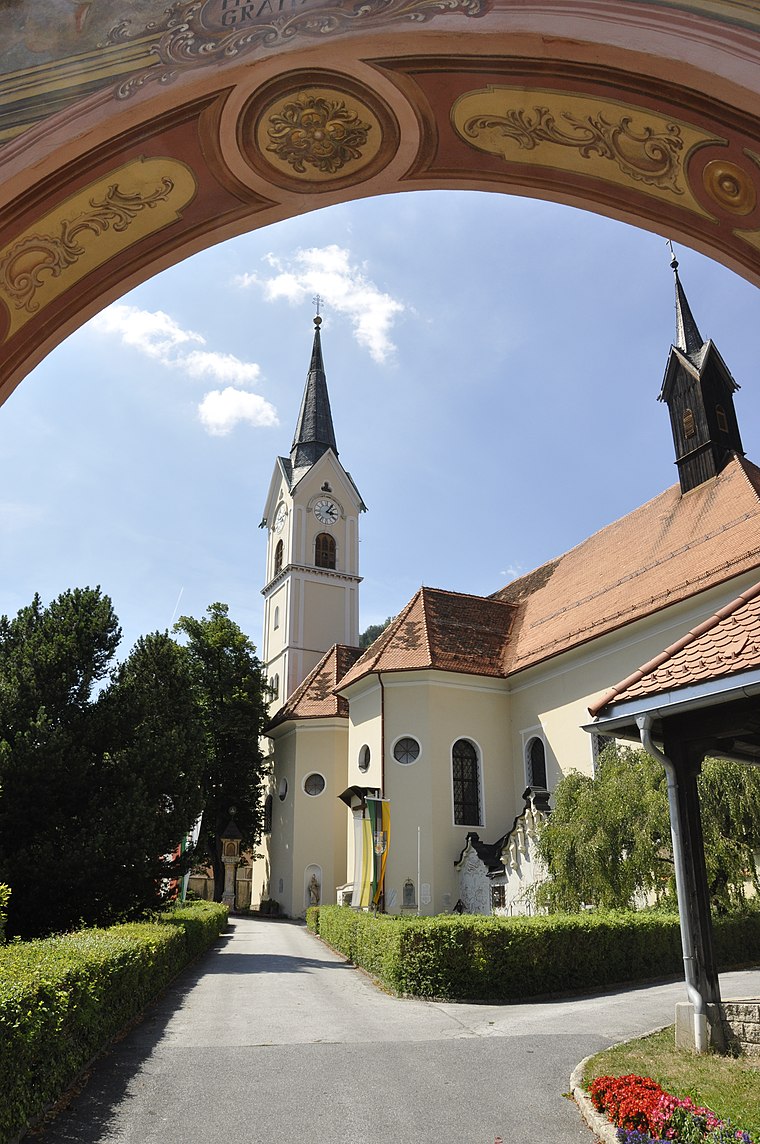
[315, 532, 336, 569]
[452, 739, 482, 826]
[683, 408, 696, 439]
[716, 405, 729, 433]
[274, 539, 283, 575]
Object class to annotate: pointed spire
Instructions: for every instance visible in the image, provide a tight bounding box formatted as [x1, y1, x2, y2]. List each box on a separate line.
[290, 309, 338, 476]
[668, 242, 704, 356]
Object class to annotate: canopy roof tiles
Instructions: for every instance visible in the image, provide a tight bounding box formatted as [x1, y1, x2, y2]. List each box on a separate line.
[589, 580, 760, 716]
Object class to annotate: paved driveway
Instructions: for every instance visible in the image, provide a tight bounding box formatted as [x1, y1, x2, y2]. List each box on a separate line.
[37, 917, 760, 1144]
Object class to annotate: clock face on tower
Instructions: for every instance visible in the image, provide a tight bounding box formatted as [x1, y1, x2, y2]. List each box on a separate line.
[273, 503, 287, 533]
[313, 498, 339, 525]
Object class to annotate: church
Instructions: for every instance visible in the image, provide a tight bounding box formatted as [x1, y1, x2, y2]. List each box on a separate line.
[252, 261, 760, 920]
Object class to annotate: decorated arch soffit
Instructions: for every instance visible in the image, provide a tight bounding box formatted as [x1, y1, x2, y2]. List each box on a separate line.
[2, 1, 760, 401]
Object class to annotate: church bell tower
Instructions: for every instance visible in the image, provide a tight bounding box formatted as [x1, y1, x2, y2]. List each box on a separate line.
[659, 252, 745, 495]
[260, 312, 366, 708]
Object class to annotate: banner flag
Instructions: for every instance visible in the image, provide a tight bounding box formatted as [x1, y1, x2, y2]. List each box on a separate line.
[366, 797, 390, 908]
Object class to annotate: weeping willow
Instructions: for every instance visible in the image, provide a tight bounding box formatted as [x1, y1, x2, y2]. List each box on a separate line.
[535, 745, 760, 913]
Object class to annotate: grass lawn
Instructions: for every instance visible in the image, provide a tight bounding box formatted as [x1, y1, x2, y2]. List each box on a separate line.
[582, 1026, 760, 1138]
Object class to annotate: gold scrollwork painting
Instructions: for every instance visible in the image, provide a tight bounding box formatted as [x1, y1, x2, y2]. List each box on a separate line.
[0, 157, 197, 341]
[239, 75, 398, 191]
[451, 87, 718, 214]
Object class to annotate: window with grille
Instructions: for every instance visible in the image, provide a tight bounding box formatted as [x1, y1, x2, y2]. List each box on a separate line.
[393, 737, 420, 765]
[304, 773, 325, 796]
[315, 532, 336, 569]
[263, 794, 273, 834]
[452, 739, 481, 826]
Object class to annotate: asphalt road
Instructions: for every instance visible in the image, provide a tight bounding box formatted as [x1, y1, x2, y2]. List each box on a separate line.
[35, 916, 760, 1144]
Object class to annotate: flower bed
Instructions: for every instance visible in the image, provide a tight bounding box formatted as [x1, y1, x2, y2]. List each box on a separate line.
[589, 1074, 756, 1143]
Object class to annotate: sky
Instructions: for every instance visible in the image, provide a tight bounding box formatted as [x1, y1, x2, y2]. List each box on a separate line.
[1, 189, 759, 662]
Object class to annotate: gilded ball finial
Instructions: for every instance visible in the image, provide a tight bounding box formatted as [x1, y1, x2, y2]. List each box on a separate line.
[313, 293, 323, 326]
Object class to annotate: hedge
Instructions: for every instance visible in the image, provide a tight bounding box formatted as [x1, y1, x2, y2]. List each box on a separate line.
[0, 901, 228, 1144]
[312, 906, 760, 1002]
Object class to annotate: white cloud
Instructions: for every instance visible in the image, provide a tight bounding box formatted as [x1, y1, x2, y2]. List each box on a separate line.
[183, 350, 261, 386]
[500, 564, 525, 582]
[198, 388, 279, 436]
[236, 244, 404, 364]
[89, 303, 272, 435]
[90, 303, 205, 360]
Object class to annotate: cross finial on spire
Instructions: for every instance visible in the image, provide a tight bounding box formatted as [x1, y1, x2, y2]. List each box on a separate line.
[666, 237, 678, 271]
[313, 294, 323, 326]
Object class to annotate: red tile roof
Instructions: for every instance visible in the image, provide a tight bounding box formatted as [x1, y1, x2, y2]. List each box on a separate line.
[337, 587, 517, 691]
[265, 644, 362, 731]
[588, 580, 760, 716]
[494, 455, 760, 673]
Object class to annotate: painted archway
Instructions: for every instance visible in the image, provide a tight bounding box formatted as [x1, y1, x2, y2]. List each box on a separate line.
[2, 1, 760, 405]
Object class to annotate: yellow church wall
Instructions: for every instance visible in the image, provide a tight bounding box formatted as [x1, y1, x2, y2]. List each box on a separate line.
[506, 571, 760, 805]
[268, 719, 350, 917]
[351, 672, 513, 915]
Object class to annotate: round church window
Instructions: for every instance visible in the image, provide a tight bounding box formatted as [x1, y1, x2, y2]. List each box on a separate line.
[278, 778, 288, 801]
[304, 773, 325, 796]
[393, 737, 420, 765]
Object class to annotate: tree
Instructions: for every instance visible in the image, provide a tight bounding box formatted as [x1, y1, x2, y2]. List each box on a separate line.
[0, 589, 207, 937]
[359, 616, 395, 649]
[174, 603, 269, 900]
[536, 744, 760, 914]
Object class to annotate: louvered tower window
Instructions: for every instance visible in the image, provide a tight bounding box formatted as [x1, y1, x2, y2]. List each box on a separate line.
[683, 408, 696, 438]
[274, 539, 283, 575]
[315, 532, 336, 569]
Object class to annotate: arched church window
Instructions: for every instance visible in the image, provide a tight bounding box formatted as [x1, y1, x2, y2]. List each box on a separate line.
[358, 745, 371, 773]
[525, 737, 547, 790]
[452, 739, 482, 826]
[716, 404, 729, 433]
[683, 408, 696, 438]
[315, 532, 336, 569]
[270, 674, 279, 700]
[263, 794, 273, 834]
[274, 539, 283, 575]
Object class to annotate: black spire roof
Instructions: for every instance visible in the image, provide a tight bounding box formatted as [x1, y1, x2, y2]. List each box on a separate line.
[671, 250, 704, 358]
[290, 316, 338, 477]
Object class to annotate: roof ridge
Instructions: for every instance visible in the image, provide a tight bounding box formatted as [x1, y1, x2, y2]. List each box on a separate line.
[418, 586, 434, 663]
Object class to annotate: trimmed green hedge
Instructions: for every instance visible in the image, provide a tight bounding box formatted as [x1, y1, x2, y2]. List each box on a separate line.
[313, 906, 760, 1002]
[0, 901, 228, 1143]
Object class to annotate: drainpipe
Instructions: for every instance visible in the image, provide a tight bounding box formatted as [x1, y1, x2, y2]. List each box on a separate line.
[636, 714, 708, 1053]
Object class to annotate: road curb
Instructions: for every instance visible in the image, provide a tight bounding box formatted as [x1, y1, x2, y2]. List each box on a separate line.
[570, 1057, 620, 1144]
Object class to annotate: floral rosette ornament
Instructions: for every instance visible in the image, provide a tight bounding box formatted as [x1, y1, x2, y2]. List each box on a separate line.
[266, 96, 371, 175]
[589, 1075, 756, 1143]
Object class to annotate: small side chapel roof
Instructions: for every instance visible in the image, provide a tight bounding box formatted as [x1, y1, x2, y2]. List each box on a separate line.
[265, 644, 363, 732]
[588, 579, 760, 717]
[337, 587, 517, 691]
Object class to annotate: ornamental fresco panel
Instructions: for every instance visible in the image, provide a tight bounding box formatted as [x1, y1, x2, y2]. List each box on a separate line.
[0, 157, 197, 343]
[451, 87, 718, 216]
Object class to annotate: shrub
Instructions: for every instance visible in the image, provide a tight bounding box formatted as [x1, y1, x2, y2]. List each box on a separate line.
[306, 906, 320, 933]
[0, 901, 227, 1143]
[310, 906, 760, 1002]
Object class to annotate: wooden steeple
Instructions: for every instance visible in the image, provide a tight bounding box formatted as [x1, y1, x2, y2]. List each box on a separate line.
[659, 251, 744, 495]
